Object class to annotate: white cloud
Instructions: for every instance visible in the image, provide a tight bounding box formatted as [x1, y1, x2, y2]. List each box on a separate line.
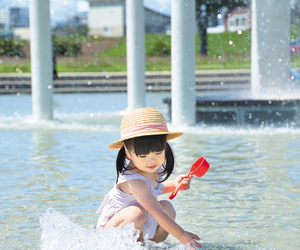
[0, 0, 28, 8]
[77, 0, 89, 12]
[144, 0, 171, 15]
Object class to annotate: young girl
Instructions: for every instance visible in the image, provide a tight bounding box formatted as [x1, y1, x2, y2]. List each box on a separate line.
[96, 107, 202, 249]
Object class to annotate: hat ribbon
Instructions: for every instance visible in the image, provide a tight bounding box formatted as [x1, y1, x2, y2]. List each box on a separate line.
[121, 123, 168, 140]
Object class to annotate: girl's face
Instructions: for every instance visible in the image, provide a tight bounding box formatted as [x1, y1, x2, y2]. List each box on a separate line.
[127, 149, 165, 174]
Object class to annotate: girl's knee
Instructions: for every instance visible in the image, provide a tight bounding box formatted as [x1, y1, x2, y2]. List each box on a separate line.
[128, 206, 147, 225]
[159, 200, 176, 220]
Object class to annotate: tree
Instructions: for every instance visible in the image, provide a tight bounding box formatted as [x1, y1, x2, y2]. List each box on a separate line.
[196, 0, 250, 55]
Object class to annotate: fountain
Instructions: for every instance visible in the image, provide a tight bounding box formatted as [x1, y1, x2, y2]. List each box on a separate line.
[1, 92, 300, 249]
[164, 0, 300, 127]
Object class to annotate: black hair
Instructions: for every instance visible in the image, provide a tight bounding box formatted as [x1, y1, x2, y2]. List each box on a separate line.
[115, 134, 175, 183]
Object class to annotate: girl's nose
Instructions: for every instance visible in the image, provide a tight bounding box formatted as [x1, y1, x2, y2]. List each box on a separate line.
[148, 153, 156, 162]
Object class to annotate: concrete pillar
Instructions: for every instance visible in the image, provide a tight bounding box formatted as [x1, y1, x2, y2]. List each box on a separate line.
[171, 0, 196, 126]
[251, 0, 291, 97]
[126, 0, 145, 110]
[29, 0, 53, 120]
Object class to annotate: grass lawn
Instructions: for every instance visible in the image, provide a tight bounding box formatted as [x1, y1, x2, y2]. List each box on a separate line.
[1, 28, 300, 73]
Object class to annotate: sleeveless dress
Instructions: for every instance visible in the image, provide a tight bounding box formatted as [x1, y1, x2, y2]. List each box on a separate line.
[96, 168, 165, 239]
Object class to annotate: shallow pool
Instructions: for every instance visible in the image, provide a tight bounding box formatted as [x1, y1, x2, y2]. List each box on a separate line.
[1, 92, 299, 249]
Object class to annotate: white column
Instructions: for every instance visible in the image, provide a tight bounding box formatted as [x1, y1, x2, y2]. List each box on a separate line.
[126, 0, 145, 110]
[29, 0, 53, 120]
[171, 0, 196, 126]
[251, 0, 290, 97]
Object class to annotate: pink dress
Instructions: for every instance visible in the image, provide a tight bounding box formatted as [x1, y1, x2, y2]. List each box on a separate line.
[96, 169, 165, 239]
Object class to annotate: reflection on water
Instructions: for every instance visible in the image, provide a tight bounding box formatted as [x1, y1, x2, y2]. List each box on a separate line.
[0, 92, 299, 249]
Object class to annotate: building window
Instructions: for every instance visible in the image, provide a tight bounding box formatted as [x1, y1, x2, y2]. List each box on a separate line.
[235, 18, 239, 26]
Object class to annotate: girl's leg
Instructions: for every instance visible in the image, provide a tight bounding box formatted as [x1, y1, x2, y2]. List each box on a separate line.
[103, 205, 147, 239]
[152, 200, 176, 243]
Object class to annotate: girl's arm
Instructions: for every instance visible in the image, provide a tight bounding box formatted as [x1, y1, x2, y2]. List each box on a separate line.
[127, 179, 201, 249]
[161, 175, 193, 194]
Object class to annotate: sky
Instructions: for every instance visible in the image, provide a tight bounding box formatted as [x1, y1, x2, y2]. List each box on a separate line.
[0, 0, 171, 25]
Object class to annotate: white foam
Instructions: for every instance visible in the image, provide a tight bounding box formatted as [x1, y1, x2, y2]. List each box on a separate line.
[39, 208, 189, 250]
[1, 110, 300, 136]
[40, 208, 143, 250]
[0, 111, 125, 133]
[169, 124, 300, 136]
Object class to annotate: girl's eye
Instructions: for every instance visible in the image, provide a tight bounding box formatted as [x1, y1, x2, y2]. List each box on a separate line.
[139, 155, 147, 158]
[156, 151, 163, 155]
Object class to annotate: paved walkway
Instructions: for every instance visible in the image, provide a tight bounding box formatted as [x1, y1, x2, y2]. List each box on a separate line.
[0, 69, 251, 94]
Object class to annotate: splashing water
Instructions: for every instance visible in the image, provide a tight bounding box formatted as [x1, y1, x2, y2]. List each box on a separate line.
[39, 208, 189, 250]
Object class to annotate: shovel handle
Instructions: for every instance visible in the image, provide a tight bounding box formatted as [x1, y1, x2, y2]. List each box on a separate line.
[169, 174, 190, 200]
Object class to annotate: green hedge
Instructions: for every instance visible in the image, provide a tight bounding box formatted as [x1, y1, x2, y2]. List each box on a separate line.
[0, 39, 26, 57]
[0, 37, 81, 57]
[145, 34, 171, 56]
[52, 37, 81, 57]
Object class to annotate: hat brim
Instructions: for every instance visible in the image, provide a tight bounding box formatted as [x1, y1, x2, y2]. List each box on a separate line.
[108, 131, 183, 149]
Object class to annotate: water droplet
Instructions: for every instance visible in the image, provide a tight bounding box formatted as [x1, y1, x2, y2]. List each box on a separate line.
[229, 41, 233, 45]
[48, 85, 52, 89]
[237, 30, 242, 35]
[218, 55, 222, 59]
[90, 113, 94, 117]
[87, 81, 92, 85]
[87, 43, 91, 47]
[106, 75, 110, 79]
[148, 85, 152, 90]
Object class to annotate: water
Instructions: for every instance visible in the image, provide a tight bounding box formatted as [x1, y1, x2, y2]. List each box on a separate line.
[0, 92, 299, 250]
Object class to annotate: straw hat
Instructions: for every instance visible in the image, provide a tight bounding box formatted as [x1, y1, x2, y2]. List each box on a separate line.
[109, 107, 183, 149]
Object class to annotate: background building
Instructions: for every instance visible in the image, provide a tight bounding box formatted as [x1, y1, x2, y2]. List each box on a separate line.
[0, 7, 29, 29]
[87, 0, 170, 37]
[225, 7, 251, 32]
[0, 7, 29, 38]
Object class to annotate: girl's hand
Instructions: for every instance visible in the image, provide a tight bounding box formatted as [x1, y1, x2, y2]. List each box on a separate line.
[178, 230, 202, 249]
[174, 175, 193, 191]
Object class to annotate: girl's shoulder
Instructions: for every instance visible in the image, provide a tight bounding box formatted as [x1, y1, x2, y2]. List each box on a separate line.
[118, 167, 164, 193]
[118, 170, 150, 183]
[120, 167, 163, 181]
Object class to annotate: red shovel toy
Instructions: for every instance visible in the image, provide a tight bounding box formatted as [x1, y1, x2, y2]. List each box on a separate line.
[169, 156, 210, 200]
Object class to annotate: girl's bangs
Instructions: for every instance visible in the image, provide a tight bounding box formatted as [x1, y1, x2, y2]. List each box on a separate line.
[124, 135, 167, 156]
